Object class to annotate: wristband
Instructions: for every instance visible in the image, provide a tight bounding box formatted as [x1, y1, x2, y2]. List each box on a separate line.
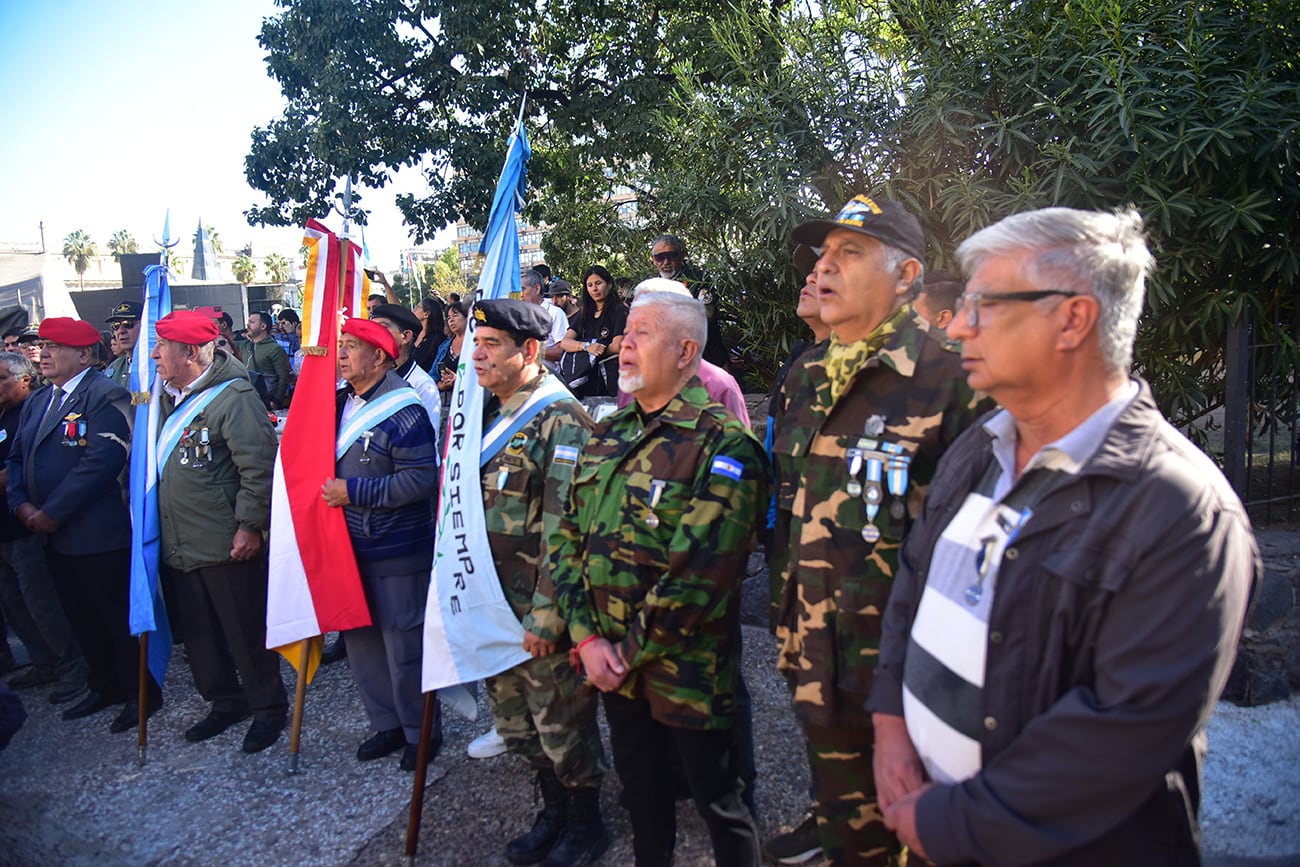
[569, 634, 599, 674]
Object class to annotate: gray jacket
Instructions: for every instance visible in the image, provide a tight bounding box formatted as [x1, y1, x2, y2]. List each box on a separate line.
[868, 379, 1258, 866]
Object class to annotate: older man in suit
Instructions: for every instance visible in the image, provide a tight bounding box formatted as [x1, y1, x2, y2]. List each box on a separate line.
[6, 317, 162, 733]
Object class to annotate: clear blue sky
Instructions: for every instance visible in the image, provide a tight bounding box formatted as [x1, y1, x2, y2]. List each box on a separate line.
[0, 0, 441, 270]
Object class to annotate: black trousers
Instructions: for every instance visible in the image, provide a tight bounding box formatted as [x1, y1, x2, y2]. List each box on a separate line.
[48, 547, 159, 704]
[166, 558, 287, 723]
[603, 692, 759, 867]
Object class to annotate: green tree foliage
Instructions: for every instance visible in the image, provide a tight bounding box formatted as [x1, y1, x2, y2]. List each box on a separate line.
[884, 0, 1299, 434]
[244, 0, 781, 240]
[62, 230, 97, 289]
[232, 253, 258, 285]
[264, 252, 292, 284]
[248, 0, 1299, 428]
[107, 229, 139, 262]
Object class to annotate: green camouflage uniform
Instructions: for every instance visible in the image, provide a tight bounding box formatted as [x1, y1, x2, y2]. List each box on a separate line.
[553, 377, 770, 730]
[481, 370, 606, 788]
[774, 306, 990, 866]
[106, 354, 131, 389]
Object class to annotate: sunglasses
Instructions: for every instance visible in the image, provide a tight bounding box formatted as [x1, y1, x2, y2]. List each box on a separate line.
[652, 250, 682, 263]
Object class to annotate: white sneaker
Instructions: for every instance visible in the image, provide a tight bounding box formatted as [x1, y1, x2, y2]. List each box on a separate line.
[466, 728, 508, 759]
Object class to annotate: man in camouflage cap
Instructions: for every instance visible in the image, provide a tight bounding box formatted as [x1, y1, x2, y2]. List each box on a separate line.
[772, 194, 988, 865]
[554, 289, 769, 867]
[471, 299, 608, 867]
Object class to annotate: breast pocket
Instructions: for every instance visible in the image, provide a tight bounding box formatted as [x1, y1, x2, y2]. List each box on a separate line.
[1036, 537, 1135, 696]
[621, 471, 692, 547]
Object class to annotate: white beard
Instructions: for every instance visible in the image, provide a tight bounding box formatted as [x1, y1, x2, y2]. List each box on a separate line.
[618, 370, 644, 394]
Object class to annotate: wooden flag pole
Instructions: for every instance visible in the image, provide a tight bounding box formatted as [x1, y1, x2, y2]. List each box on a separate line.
[404, 691, 438, 865]
[287, 639, 312, 774]
[137, 633, 149, 766]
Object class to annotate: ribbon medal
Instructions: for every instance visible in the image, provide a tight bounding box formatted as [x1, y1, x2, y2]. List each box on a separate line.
[644, 479, 667, 529]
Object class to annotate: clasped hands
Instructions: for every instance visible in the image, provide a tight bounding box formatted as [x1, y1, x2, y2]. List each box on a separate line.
[577, 636, 627, 692]
[872, 712, 932, 859]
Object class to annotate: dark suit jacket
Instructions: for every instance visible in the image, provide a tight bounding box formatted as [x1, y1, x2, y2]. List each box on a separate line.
[5, 368, 132, 556]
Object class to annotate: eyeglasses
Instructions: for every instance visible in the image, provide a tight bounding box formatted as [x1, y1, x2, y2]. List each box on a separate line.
[651, 250, 682, 263]
[110, 321, 138, 332]
[956, 290, 1079, 328]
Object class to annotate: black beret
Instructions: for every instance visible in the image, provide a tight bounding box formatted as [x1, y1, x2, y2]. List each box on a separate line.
[369, 303, 422, 336]
[472, 299, 550, 342]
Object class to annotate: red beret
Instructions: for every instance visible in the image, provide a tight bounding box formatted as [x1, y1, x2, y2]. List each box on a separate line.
[38, 317, 101, 347]
[156, 310, 220, 345]
[342, 317, 397, 359]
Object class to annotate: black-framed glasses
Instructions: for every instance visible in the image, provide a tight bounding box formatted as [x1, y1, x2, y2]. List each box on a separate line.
[651, 250, 682, 263]
[956, 290, 1080, 328]
[110, 320, 138, 332]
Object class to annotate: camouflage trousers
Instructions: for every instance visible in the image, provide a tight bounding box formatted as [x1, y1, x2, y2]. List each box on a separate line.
[802, 721, 904, 867]
[486, 650, 607, 789]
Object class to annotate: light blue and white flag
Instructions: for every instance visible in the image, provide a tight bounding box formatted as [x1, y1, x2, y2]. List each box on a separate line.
[422, 114, 533, 701]
[127, 215, 175, 685]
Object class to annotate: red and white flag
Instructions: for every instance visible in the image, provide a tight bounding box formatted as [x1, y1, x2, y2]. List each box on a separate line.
[266, 219, 371, 681]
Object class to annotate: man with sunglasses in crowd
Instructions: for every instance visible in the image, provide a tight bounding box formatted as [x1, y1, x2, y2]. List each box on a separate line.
[104, 301, 141, 389]
[650, 234, 730, 370]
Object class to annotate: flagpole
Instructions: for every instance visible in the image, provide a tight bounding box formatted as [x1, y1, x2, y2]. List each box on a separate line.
[134, 213, 179, 767]
[287, 639, 311, 773]
[137, 633, 149, 766]
[404, 691, 438, 865]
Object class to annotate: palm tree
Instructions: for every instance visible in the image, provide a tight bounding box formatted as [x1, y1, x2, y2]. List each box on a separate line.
[62, 230, 97, 289]
[232, 253, 258, 285]
[263, 252, 291, 284]
[107, 229, 139, 262]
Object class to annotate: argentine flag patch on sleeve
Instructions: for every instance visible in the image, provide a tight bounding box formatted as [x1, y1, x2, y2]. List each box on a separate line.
[711, 456, 743, 481]
[554, 445, 579, 466]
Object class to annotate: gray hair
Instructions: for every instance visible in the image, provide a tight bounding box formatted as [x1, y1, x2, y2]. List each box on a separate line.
[521, 269, 544, 291]
[629, 285, 708, 366]
[0, 350, 35, 381]
[651, 233, 684, 253]
[879, 243, 925, 300]
[956, 207, 1153, 373]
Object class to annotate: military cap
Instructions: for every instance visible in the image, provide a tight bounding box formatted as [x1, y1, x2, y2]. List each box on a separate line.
[369, 303, 422, 337]
[156, 310, 219, 345]
[472, 299, 550, 342]
[106, 300, 143, 323]
[38, 317, 101, 347]
[17, 325, 41, 344]
[793, 194, 925, 261]
[342, 317, 398, 359]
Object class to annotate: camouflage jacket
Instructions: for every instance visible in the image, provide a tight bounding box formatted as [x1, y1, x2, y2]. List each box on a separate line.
[552, 377, 770, 730]
[774, 306, 990, 728]
[482, 370, 593, 645]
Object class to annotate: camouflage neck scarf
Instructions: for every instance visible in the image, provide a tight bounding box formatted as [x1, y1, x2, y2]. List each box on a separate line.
[825, 303, 912, 405]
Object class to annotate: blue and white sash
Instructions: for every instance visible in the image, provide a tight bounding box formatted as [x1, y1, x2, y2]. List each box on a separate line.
[157, 380, 235, 475]
[336, 388, 423, 459]
[479, 374, 573, 467]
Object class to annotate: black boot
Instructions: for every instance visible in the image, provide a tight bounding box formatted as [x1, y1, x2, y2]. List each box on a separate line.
[542, 786, 610, 867]
[506, 768, 567, 865]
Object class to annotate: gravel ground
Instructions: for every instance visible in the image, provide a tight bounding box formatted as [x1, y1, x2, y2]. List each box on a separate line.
[2, 537, 1297, 865]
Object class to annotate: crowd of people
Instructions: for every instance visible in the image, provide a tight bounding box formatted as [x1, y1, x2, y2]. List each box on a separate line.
[0, 200, 1258, 867]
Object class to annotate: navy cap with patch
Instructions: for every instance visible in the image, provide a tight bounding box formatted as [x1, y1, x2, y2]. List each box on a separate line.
[792, 195, 925, 262]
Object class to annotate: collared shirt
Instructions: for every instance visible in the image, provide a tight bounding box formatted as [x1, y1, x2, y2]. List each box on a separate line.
[163, 364, 214, 403]
[48, 366, 92, 414]
[984, 379, 1140, 499]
